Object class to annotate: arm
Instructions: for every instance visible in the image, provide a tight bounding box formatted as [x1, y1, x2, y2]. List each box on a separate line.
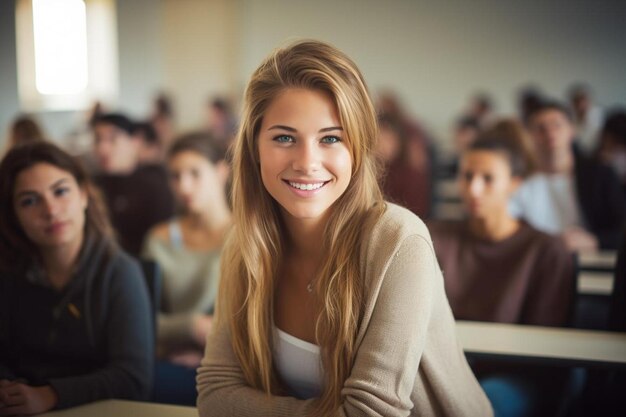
[197, 235, 435, 416]
[522, 239, 575, 326]
[48, 257, 154, 409]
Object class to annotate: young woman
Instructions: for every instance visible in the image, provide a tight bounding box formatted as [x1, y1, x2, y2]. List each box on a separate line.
[196, 40, 491, 417]
[143, 132, 230, 364]
[428, 135, 574, 416]
[0, 142, 153, 415]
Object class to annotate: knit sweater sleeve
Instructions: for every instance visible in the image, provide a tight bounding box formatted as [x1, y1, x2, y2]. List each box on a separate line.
[48, 255, 154, 409]
[196, 234, 434, 417]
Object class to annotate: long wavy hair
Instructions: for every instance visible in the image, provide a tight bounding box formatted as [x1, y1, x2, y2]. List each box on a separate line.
[218, 40, 384, 415]
[0, 142, 115, 273]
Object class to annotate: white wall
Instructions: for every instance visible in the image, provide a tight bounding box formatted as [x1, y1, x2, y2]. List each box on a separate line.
[237, 0, 626, 144]
[161, 0, 241, 130]
[2, 0, 626, 149]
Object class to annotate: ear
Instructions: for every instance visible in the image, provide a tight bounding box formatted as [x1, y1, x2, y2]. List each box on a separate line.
[80, 186, 89, 210]
[215, 160, 230, 185]
[508, 175, 523, 195]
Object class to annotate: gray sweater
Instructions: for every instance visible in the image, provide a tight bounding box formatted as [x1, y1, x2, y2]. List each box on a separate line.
[0, 236, 154, 409]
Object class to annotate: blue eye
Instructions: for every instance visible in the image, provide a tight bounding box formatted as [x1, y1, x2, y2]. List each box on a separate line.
[321, 136, 341, 144]
[273, 135, 294, 143]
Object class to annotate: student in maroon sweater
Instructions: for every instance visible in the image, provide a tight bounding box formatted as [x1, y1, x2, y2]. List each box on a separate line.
[429, 134, 574, 417]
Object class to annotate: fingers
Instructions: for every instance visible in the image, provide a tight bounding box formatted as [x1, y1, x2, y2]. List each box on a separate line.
[0, 404, 28, 416]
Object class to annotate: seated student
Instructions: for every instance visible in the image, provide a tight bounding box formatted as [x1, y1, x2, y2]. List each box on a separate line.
[429, 135, 574, 417]
[509, 100, 626, 251]
[133, 120, 164, 165]
[92, 113, 175, 257]
[0, 142, 153, 415]
[596, 109, 626, 198]
[429, 135, 574, 324]
[377, 114, 431, 218]
[196, 40, 492, 417]
[143, 132, 230, 364]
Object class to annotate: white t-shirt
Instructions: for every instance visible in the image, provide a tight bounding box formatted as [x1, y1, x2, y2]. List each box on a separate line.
[509, 173, 584, 234]
[272, 327, 323, 399]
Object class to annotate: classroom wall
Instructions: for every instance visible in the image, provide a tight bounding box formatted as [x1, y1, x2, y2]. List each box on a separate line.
[1, 0, 625, 149]
[237, 0, 626, 144]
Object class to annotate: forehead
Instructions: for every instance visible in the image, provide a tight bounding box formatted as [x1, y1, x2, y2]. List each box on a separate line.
[169, 150, 213, 168]
[94, 122, 128, 139]
[261, 88, 340, 129]
[14, 163, 74, 193]
[532, 109, 571, 125]
[461, 150, 510, 171]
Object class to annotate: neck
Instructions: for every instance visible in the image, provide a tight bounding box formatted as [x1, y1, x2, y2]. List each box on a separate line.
[468, 209, 519, 242]
[39, 234, 84, 289]
[282, 212, 327, 268]
[185, 199, 231, 231]
[539, 149, 573, 174]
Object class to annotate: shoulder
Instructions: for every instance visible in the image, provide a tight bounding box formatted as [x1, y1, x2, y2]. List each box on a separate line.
[370, 202, 430, 242]
[520, 222, 569, 258]
[426, 219, 464, 240]
[361, 203, 436, 270]
[147, 222, 171, 243]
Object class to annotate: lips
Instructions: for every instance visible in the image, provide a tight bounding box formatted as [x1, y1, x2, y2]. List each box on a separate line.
[45, 221, 68, 235]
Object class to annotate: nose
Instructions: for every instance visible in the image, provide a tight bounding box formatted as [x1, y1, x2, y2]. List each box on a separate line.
[292, 141, 321, 174]
[41, 195, 59, 219]
[175, 173, 195, 197]
[467, 177, 484, 197]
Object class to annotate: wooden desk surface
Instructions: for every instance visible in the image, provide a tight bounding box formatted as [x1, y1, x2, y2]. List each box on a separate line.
[39, 399, 196, 417]
[579, 250, 617, 270]
[456, 320, 626, 369]
[578, 271, 614, 295]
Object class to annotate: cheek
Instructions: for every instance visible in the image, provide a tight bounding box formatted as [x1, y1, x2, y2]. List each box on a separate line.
[331, 149, 353, 181]
[15, 210, 36, 235]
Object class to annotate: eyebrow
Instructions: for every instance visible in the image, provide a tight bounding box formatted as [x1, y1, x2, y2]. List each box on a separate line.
[267, 125, 343, 133]
[15, 177, 71, 198]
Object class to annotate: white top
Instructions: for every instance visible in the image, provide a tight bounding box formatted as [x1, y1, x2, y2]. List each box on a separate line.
[272, 327, 323, 399]
[508, 173, 584, 234]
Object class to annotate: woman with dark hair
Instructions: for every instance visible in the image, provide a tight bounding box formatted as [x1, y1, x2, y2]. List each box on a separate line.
[0, 142, 153, 415]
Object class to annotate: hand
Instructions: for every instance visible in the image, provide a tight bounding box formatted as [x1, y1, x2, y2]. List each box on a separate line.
[0, 381, 58, 416]
[191, 314, 213, 347]
[169, 350, 204, 369]
[561, 227, 599, 252]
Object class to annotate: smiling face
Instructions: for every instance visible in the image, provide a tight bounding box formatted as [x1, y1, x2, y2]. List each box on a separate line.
[459, 150, 520, 219]
[257, 88, 352, 224]
[168, 150, 225, 214]
[13, 163, 87, 250]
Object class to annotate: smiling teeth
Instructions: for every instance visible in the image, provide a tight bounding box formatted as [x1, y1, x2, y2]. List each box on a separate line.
[289, 181, 324, 190]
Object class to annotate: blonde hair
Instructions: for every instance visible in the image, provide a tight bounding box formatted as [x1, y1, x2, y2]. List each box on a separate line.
[217, 40, 384, 415]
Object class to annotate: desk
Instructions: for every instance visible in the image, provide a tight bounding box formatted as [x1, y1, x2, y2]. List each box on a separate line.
[39, 399, 196, 417]
[456, 320, 626, 370]
[579, 251, 617, 271]
[578, 271, 614, 296]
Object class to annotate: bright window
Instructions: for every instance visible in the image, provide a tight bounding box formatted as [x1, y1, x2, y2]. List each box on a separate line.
[32, 0, 89, 95]
[16, 0, 118, 111]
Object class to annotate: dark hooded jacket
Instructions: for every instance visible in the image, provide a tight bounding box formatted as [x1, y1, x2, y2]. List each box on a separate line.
[0, 236, 153, 409]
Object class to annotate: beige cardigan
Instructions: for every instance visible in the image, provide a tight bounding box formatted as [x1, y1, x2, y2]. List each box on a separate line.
[196, 203, 492, 416]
